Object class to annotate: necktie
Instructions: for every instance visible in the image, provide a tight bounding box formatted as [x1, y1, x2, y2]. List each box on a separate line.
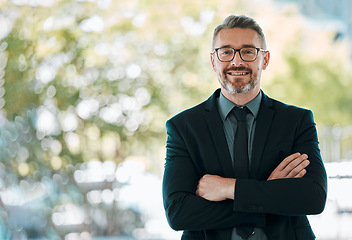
[233, 106, 254, 240]
[233, 106, 249, 178]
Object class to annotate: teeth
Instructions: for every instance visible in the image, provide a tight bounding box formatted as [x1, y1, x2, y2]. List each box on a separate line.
[228, 72, 248, 76]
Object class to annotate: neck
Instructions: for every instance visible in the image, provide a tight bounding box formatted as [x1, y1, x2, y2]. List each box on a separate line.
[221, 86, 260, 106]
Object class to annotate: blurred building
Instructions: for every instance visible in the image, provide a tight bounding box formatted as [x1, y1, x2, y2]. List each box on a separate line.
[275, 0, 352, 44]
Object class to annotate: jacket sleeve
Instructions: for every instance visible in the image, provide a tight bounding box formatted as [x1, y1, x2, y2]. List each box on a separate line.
[234, 110, 327, 215]
[162, 119, 266, 231]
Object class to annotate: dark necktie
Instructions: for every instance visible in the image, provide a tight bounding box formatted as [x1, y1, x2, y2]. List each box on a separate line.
[233, 106, 249, 178]
[233, 106, 254, 240]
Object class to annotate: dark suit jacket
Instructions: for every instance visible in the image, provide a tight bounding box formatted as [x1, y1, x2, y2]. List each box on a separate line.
[162, 89, 327, 240]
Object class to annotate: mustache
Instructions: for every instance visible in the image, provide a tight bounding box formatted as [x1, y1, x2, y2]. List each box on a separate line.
[225, 66, 252, 73]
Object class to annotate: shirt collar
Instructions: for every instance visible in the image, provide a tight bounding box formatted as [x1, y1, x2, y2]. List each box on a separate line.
[218, 91, 262, 120]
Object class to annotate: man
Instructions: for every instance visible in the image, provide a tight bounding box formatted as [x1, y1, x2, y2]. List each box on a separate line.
[162, 15, 327, 240]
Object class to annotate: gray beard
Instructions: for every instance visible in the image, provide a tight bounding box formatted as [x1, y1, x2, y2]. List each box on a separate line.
[221, 75, 258, 94]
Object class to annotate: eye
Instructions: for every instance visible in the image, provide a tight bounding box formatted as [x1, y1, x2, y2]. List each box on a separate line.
[242, 48, 256, 55]
[219, 48, 233, 55]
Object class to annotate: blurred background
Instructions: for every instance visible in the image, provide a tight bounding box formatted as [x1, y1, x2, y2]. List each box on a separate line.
[0, 0, 351, 239]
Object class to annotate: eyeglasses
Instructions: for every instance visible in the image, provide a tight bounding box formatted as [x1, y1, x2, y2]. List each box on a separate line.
[212, 47, 266, 62]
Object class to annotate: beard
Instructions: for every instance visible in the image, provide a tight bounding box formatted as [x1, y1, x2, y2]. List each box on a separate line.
[219, 66, 259, 94]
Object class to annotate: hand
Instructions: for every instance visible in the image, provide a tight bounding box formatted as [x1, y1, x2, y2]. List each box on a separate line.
[267, 152, 310, 181]
[196, 174, 236, 201]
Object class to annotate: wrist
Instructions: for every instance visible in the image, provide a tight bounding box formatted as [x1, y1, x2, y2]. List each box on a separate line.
[225, 178, 236, 200]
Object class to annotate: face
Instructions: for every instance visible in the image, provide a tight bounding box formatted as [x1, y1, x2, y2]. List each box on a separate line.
[210, 28, 270, 95]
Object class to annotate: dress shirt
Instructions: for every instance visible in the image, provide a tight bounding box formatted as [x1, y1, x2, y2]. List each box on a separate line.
[217, 91, 268, 240]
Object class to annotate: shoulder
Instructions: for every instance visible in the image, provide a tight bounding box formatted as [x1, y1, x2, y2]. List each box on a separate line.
[167, 100, 207, 127]
[264, 93, 314, 122]
[265, 93, 311, 113]
[165, 100, 209, 139]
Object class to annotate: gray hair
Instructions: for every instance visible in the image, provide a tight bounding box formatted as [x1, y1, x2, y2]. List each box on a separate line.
[212, 15, 266, 50]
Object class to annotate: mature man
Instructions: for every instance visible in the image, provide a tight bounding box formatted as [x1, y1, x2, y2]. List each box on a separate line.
[162, 15, 327, 240]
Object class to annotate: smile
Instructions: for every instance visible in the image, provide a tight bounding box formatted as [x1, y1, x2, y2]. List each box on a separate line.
[227, 72, 249, 76]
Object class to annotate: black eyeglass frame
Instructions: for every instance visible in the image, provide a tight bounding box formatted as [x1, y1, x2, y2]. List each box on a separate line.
[212, 47, 266, 62]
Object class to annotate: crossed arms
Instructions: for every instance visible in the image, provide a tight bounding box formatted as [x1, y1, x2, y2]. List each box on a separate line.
[197, 152, 310, 202]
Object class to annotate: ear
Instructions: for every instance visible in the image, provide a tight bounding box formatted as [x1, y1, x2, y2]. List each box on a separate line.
[210, 53, 217, 72]
[262, 51, 270, 70]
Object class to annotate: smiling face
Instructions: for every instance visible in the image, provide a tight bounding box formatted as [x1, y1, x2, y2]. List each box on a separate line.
[210, 28, 270, 101]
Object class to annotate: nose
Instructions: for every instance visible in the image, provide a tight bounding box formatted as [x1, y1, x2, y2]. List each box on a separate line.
[230, 50, 244, 66]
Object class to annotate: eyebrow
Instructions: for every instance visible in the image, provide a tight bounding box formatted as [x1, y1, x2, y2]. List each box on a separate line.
[217, 44, 257, 49]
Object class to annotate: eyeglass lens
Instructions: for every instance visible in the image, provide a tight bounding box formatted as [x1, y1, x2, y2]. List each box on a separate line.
[217, 47, 258, 62]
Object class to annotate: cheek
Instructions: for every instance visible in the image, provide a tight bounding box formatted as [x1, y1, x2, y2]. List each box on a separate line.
[252, 63, 263, 73]
[252, 68, 261, 78]
[213, 63, 225, 75]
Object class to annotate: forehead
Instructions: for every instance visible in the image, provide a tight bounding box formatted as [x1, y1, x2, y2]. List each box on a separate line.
[213, 28, 262, 48]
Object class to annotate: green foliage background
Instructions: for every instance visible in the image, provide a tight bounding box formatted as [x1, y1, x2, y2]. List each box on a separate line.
[1, 0, 350, 179]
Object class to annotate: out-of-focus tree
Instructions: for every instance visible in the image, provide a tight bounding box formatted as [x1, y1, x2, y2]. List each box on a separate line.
[1, 0, 350, 180]
[0, 0, 218, 181]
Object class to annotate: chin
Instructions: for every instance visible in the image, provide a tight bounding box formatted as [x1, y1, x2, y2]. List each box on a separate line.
[223, 82, 252, 94]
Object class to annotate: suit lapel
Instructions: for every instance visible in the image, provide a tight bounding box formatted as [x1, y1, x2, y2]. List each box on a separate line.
[204, 89, 234, 178]
[250, 93, 274, 178]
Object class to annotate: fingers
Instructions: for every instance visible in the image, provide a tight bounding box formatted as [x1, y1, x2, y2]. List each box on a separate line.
[277, 152, 302, 171]
[196, 174, 210, 197]
[196, 175, 236, 201]
[267, 152, 310, 180]
[196, 175, 203, 196]
[281, 153, 307, 174]
[286, 157, 310, 178]
[293, 168, 307, 178]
